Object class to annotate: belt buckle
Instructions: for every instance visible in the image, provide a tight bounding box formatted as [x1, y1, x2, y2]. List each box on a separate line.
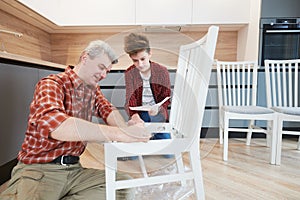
[60, 155, 67, 166]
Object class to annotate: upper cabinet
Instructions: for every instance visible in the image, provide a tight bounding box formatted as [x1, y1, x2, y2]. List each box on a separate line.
[62, 0, 136, 26]
[18, 0, 251, 26]
[192, 0, 251, 24]
[18, 0, 136, 26]
[135, 0, 193, 25]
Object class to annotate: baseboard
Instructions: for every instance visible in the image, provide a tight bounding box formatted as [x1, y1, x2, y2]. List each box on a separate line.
[0, 158, 18, 185]
[200, 128, 299, 139]
[200, 128, 266, 138]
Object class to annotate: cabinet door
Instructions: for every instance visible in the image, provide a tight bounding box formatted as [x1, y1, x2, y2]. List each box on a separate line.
[192, 0, 251, 24]
[19, 0, 136, 25]
[0, 63, 38, 165]
[136, 0, 192, 25]
[61, 0, 136, 25]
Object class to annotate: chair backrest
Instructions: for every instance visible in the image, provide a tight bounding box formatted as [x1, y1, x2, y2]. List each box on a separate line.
[169, 26, 219, 140]
[216, 61, 258, 107]
[264, 59, 300, 108]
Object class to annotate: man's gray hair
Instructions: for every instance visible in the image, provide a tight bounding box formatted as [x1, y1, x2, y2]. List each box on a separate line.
[84, 40, 118, 64]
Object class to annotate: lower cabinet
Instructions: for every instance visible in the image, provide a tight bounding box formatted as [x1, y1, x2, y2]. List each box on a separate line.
[0, 62, 61, 166]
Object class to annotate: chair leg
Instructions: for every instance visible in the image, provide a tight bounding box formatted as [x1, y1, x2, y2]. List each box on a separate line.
[265, 121, 272, 147]
[223, 116, 229, 161]
[270, 119, 277, 165]
[219, 128, 223, 144]
[276, 118, 283, 165]
[138, 155, 148, 177]
[174, 152, 187, 187]
[246, 120, 254, 145]
[105, 145, 117, 200]
[297, 136, 300, 150]
[219, 111, 224, 144]
[190, 145, 205, 200]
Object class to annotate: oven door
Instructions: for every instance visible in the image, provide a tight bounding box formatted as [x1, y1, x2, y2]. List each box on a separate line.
[260, 24, 300, 66]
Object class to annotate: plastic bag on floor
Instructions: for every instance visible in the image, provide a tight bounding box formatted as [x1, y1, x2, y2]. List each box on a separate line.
[134, 164, 194, 200]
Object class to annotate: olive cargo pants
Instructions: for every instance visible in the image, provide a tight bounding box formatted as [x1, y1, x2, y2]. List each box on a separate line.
[0, 162, 134, 200]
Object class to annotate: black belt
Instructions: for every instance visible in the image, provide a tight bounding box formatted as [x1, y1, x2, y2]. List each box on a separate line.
[51, 155, 79, 166]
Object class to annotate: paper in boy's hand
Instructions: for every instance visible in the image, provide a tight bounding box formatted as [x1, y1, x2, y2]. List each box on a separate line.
[129, 96, 170, 111]
[129, 105, 152, 111]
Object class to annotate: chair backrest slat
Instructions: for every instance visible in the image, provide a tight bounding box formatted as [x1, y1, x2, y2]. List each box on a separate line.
[270, 63, 277, 106]
[282, 63, 287, 106]
[295, 62, 299, 107]
[236, 64, 240, 105]
[288, 63, 292, 106]
[277, 63, 283, 106]
[227, 64, 233, 105]
[246, 63, 252, 106]
[221, 64, 227, 105]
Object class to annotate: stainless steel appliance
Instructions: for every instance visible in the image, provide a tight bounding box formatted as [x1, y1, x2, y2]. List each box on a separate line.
[259, 18, 300, 66]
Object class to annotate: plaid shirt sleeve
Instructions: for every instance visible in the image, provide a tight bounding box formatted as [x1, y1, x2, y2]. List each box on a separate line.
[94, 85, 116, 124]
[29, 78, 69, 138]
[150, 64, 171, 120]
[124, 67, 141, 117]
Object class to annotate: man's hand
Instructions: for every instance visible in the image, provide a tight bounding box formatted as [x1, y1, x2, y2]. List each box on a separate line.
[128, 113, 144, 125]
[118, 122, 151, 142]
[148, 104, 160, 116]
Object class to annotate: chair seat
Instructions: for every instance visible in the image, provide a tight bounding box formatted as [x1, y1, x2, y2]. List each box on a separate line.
[222, 106, 275, 114]
[271, 107, 300, 115]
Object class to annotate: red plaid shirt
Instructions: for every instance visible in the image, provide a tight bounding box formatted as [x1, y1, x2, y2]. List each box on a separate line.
[124, 61, 171, 120]
[18, 66, 115, 164]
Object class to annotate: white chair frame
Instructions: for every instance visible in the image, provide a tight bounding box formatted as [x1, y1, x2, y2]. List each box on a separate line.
[264, 59, 300, 165]
[216, 61, 277, 164]
[104, 26, 219, 200]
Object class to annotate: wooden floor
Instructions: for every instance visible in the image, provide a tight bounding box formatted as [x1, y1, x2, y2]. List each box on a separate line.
[1, 138, 299, 199]
[80, 138, 300, 200]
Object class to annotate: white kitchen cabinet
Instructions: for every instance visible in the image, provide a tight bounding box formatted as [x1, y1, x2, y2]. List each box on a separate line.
[59, 0, 137, 26]
[18, 0, 252, 26]
[0, 62, 63, 166]
[18, 0, 136, 26]
[135, 0, 193, 25]
[192, 0, 251, 24]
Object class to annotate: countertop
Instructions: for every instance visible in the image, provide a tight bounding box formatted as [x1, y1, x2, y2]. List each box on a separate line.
[0, 51, 178, 71]
[0, 51, 66, 70]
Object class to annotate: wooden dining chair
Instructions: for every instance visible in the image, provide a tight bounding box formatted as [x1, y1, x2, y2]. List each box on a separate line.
[216, 60, 277, 164]
[264, 59, 300, 165]
[104, 25, 219, 200]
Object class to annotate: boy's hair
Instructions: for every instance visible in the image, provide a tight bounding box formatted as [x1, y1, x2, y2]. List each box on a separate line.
[124, 33, 151, 56]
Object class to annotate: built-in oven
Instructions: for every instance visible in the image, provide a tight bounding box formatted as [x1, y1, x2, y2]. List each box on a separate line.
[259, 18, 300, 66]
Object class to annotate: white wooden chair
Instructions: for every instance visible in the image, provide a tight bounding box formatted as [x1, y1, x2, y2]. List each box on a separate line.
[264, 59, 300, 165]
[216, 61, 277, 164]
[104, 26, 219, 200]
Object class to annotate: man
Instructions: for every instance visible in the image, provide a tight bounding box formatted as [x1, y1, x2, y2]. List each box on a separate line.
[0, 40, 150, 199]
